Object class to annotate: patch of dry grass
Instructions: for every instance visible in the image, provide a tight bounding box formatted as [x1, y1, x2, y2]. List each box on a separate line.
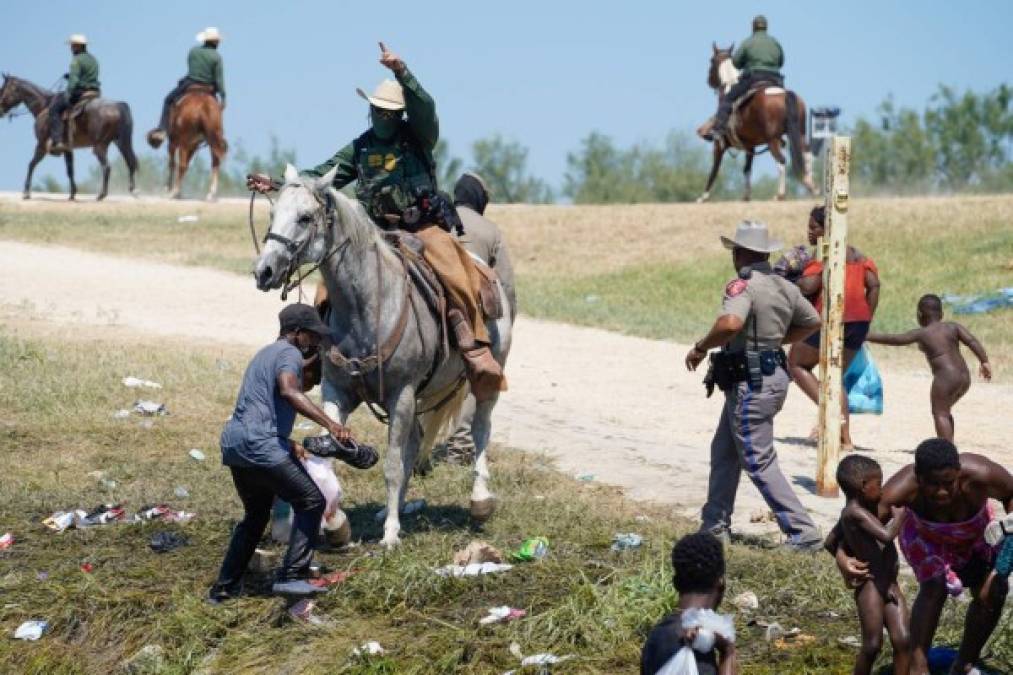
[1, 321, 1011, 673]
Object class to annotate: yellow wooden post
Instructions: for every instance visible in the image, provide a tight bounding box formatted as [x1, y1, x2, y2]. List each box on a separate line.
[816, 136, 850, 497]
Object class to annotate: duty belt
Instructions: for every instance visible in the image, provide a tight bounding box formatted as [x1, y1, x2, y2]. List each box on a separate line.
[704, 348, 787, 397]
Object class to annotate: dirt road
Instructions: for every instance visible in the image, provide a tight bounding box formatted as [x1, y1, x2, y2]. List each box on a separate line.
[3, 239, 1009, 537]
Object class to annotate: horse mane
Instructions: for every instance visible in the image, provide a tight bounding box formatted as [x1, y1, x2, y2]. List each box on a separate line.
[9, 75, 54, 100]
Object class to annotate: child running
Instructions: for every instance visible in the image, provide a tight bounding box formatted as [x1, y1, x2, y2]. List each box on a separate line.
[867, 294, 991, 441]
[832, 455, 910, 675]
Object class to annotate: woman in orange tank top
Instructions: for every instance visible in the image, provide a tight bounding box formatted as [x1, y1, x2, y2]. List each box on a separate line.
[787, 205, 881, 451]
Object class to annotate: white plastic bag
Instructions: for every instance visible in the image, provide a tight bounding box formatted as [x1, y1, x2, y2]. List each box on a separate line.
[303, 455, 342, 524]
[656, 608, 736, 675]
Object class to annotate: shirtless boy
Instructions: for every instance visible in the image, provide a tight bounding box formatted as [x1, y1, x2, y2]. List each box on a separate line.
[867, 294, 991, 441]
[828, 439, 1013, 674]
[832, 455, 909, 675]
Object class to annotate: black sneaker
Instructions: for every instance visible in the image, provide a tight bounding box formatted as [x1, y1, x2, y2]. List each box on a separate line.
[303, 435, 379, 469]
[206, 584, 240, 605]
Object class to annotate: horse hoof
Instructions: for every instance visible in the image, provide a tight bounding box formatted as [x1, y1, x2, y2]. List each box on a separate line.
[96, 194, 106, 202]
[22, 193, 30, 200]
[774, 194, 786, 202]
[470, 498, 496, 523]
[380, 535, 401, 549]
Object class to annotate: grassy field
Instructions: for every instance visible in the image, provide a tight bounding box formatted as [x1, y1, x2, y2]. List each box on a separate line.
[1, 320, 1011, 674]
[2, 194, 1010, 378]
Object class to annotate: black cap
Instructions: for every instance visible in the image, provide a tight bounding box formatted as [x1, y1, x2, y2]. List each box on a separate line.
[278, 303, 331, 336]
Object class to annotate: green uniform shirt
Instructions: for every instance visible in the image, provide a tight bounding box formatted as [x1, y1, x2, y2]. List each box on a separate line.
[732, 30, 784, 76]
[67, 52, 100, 94]
[187, 45, 225, 99]
[720, 262, 819, 351]
[302, 67, 438, 224]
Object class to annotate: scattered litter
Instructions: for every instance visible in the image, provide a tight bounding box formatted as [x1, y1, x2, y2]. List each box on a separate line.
[188, 449, 206, 462]
[577, 472, 595, 481]
[479, 606, 526, 625]
[133, 400, 168, 416]
[749, 510, 777, 524]
[943, 288, 1013, 315]
[74, 504, 126, 528]
[43, 511, 80, 532]
[838, 636, 861, 648]
[764, 622, 784, 642]
[374, 499, 426, 522]
[288, 599, 329, 626]
[508, 642, 573, 668]
[436, 562, 514, 578]
[123, 644, 165, 673]
[100, 478, 117, 490]
[13, 620, 48, 641]
[308, 570, 354, 588]
[534, 495, 546, 501]
[121, 376, 162, 390]
[611, 533, 643, 552]
[36, 571, 48, 581]
[149, 531, 188, 553]
[453, 540, 504, 566]
[511, 537, 549, 562]
[352, 641, 385, 656]
[113, 409, 132, 419]
[584, 294, 600, 303]
[635, 514, 651, 523]
[174, 486, 190, 499]
[80, 562, 94, 573]
[134, 505, 195, 524]
[0, 533, 12, 550]
[821, 610, 840, 619]
[732, 591, 759, 611]
[177, 214, 199, 223]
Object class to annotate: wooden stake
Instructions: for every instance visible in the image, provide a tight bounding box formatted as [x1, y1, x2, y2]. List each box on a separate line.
[816, 136, 850, 497]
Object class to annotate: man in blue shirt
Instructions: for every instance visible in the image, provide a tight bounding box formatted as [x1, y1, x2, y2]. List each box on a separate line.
[209, 303, 352, 602]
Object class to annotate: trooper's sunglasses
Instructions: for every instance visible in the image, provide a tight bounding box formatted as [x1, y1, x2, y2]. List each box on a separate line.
[371, 106, 401, 120]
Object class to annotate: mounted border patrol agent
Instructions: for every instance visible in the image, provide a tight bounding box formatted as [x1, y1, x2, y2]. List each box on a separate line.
[48, 34, 100, 154]
[710, 15, 784, 140]
[248, 42, 503, 397]
[148, 27, 225, 146]
[685, 220, 823, 550]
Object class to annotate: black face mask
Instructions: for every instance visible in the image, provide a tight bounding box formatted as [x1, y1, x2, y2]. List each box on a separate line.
[370, 107, 402, 140]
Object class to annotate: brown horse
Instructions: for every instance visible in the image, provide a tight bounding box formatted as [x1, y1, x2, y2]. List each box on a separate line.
[697, 44, 817, 202]
[0, 74, 137, 200]
[147, 86, 226, 201]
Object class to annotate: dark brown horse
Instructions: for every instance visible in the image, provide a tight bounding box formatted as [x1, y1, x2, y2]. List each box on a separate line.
[0, 74, 137, 200]
[697, 44, 817, 202]
[147, 86, 226, 201]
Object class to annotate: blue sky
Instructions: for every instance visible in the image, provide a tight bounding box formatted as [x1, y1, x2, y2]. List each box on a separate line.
[1, 0, 1010, 191]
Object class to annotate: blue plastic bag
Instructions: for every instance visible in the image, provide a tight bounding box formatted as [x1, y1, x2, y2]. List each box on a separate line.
[845, 344, 883, 415]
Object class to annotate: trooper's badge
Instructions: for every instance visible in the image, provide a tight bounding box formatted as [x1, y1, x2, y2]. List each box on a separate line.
[383, 153, 398, 172]
[725, 278, 748, 297]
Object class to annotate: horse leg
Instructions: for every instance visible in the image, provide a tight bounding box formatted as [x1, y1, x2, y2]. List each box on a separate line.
[769, 138, 788, 201]
[93, 143, 110, 201]
[742, 151, 754, 202]
[697, 143, 726, 203]
[469, 394, 498, 523]
[803, 150, 817, 195]
[172, 143, 196, 200]
[205, 138, 225, 202]
[23, 146, 46, 200]
[381, 385, 418, 548]
[115, 133, 139, 197]
[64, 151, 76, 201]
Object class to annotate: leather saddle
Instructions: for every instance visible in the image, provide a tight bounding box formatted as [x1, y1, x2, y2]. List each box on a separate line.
[732, 83, 787, 114]
[63, 89, 100, 121]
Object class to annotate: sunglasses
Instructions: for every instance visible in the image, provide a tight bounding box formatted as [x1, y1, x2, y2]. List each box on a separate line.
[371, 106, 401, 120]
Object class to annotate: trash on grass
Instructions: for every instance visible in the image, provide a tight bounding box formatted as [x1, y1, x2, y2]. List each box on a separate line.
[44, 511, 81, 532]
[511, 537, 549, 562]
[113, 409, 132, 419]
[288, 599, 329, 626]
[122, 376, 162, 390]
[374, 498, 426, 522]
[611, 533, 643, 551]
[177, 214, 200, 223]
[732, 591, 759, 611]
[174, 486, 190, 499]
[352, 641, 385, 656]
[838, 635, 861, 648]
[508, 642, 573, 668]
[763, 622, 784, 642]
[133, 400, 168, 416]
[0, 533, 12, 550]
[14, 620, 48, 641]
[80, 562, 94, 573]
[943, 288, 1013, 315]
[453, 540, 504, 566]
[309, 570, 355, 588]
[436, 562, 514, 578]
[134, 505, 195, 524]
[188, 449, 206, 462]
[479, 606, 526, 625]
[149, 531, 188, 553]
[74, 504, 126, 528]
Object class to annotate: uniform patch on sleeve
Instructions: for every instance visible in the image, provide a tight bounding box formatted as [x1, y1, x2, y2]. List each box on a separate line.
[725, 278, 748, 297]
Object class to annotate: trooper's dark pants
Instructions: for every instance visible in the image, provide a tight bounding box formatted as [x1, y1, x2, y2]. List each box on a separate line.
[213, 455, 325, 592]
[156, 77, 199, 131]
[714, 71, 784, 129]
[48, 90, 84, 142]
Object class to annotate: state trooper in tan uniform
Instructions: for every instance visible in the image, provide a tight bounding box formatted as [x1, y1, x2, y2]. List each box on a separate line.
[685, 221, 823, 550]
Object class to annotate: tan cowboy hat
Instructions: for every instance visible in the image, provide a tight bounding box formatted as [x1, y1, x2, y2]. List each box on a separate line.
[67, 34, 88, 46]
[196, 27, 222, 43]
[356, 79, 405, 111]
[720, 220, 782, 253]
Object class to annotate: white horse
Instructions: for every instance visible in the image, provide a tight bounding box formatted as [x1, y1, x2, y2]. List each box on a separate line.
[254, 165, 512, 548]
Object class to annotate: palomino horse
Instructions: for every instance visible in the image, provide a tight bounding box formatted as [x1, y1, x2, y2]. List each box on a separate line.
[0, 74, 137, 200]
[697, 44, 817, 202]
[147, 86, 226, 201]
[254, 165, 513, 548]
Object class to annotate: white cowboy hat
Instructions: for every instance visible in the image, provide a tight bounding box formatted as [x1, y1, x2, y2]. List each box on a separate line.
[720, 220, 783, 253]
[196, 27, 222, 43]
[356, 79, 405, 111]
[67, 34, 88, 46]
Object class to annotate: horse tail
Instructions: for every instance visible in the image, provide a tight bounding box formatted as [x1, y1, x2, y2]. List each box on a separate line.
[415, 381, 471, 468]
[116, 102, 139, 174]
[784, 91, 806, 180]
